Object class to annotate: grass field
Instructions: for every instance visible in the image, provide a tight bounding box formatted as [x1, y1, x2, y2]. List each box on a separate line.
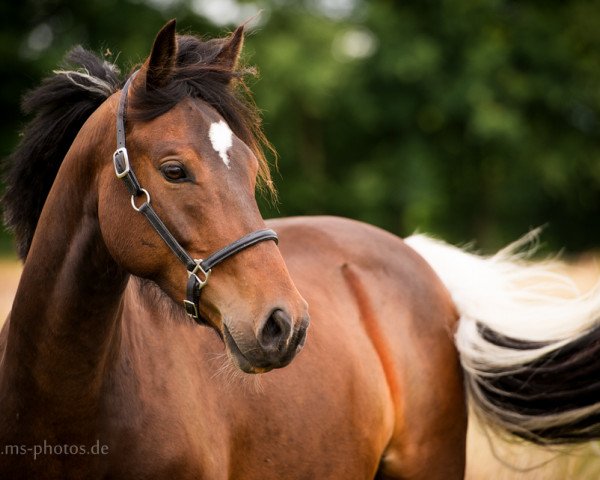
[1, 255, 599, 478]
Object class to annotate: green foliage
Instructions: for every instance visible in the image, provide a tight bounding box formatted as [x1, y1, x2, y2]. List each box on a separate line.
[2, 0, 600, 252]
[253, 0, 600, 251]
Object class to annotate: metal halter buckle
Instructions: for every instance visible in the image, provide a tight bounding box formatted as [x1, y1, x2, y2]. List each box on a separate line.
[188, 260, 211, 288]
[113, 147, 131, 178]
[183, 260, 212, 319]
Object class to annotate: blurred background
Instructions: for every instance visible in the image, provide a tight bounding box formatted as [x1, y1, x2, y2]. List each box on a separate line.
[1, 0, 600, 478]
[2, 0, 600, 254]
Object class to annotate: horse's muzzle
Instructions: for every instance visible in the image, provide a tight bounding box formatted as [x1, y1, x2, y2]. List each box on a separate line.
[223, 312, 309, 374]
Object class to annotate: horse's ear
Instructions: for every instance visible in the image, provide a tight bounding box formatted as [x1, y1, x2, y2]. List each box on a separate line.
[214, 25, 244, 72]
[145, 19, 178, 89]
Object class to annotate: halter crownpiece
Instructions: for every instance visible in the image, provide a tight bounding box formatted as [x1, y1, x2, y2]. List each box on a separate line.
[113, 71, 278, 323]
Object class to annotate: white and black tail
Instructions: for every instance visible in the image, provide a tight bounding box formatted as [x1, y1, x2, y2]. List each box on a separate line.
[405, 231, 600, 445]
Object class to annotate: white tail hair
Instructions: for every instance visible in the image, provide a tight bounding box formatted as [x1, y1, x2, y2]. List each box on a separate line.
[405, 231, 600, 444]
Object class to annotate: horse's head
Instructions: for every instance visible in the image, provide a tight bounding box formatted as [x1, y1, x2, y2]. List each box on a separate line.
[97, 21, 308, 373]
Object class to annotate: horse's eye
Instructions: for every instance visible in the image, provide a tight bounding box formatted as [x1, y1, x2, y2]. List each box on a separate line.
[161, 162, 188, 182]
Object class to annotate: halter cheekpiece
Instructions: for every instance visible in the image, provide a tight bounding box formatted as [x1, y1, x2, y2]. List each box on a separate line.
[113, 71, 278, 324]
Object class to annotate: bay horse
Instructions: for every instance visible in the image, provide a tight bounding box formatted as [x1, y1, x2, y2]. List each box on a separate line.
[1, 20, 599, 479]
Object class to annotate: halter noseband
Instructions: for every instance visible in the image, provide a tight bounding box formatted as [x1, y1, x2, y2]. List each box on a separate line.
[112, 72, 278, 324]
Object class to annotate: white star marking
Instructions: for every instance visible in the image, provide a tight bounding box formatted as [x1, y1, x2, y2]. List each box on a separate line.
[209, 120, 233, 169]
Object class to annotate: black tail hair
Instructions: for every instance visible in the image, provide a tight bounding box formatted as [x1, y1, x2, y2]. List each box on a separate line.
[478, 325, 600, 444]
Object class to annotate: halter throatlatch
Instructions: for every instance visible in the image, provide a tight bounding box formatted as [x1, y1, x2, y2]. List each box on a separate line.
[113, 72, 278, 323]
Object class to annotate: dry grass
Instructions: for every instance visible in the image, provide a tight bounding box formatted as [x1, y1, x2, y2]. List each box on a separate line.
[466, 414, 600, 479]
[0, 255, 21, 321]
[1, 254, 599, 477]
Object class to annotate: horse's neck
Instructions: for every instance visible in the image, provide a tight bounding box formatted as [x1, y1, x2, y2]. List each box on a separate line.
[1, 162, 128, 418]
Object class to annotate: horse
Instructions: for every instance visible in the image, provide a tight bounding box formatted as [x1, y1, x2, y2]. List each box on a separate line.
[1, 19, 599, 479]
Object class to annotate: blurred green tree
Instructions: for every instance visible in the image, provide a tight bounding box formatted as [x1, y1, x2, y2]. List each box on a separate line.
[2, 0, 600, 253]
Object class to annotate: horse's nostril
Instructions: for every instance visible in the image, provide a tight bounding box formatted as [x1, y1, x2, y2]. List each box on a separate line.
[263, 315, 282, 341]
[258, 309, 292, 352]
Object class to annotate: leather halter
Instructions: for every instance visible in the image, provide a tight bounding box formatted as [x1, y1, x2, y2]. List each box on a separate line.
[113, 72, 278, 324]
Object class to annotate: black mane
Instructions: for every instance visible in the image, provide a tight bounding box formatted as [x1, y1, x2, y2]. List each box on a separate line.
[3, 32, 272, 260]
[2, 47, 122, 259]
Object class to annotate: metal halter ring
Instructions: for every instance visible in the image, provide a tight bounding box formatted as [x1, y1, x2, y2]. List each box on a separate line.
[131, 188, 151, 212]
[188, 260, 211, 288]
